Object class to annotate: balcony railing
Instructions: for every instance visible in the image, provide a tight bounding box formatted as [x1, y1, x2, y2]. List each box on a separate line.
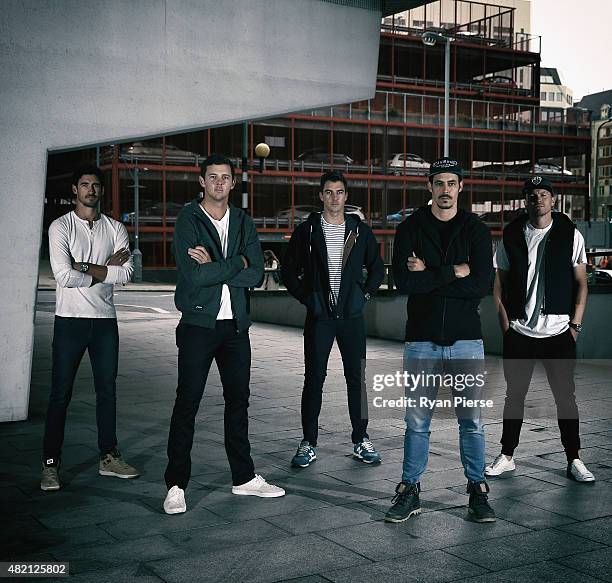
[295, 91, 592, 137]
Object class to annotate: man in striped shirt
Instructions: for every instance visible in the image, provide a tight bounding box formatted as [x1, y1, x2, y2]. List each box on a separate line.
[282, 171, 385, 468]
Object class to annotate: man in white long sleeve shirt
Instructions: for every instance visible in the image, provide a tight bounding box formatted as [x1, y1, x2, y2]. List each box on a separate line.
[41, 165, 140, 491]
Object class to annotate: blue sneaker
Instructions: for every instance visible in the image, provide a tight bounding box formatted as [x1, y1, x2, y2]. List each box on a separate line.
[353, 439, 381, 464]
[291, 440, 316, 467]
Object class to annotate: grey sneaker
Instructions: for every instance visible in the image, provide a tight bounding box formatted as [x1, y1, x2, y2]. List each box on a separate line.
[99, 448, 140, 479]
[41, 461, 61, 491]
[232, 474, 286, 497]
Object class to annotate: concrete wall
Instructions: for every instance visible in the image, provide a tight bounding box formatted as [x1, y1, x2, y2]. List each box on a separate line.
[0, 0, 382, 421]
[251, 290, 612, 360]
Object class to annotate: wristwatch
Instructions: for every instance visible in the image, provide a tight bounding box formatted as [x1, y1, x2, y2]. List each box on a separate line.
[80, 262, 90, 273]
[569, 322, 583, 333]
[364, 292, 371, 301]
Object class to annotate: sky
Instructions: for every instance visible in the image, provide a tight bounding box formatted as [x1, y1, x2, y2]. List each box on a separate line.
[531, 0, 611, 101]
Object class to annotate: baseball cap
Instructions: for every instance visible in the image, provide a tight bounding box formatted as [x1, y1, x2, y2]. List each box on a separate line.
[428, 157, 463, 179]
[523, 175, 555, 196]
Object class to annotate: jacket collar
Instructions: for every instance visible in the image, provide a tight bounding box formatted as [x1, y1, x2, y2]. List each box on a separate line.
[191, 200, 244, 257]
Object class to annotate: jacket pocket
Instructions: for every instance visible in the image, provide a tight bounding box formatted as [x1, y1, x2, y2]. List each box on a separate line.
[304, 291, 325, 318]
[346, 285, 367, 317]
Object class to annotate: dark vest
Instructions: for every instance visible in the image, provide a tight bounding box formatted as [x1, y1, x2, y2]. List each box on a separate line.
[502, 212, 576, 319]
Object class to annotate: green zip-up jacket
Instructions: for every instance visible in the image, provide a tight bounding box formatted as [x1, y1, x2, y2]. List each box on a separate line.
[173, 199, 264, 331]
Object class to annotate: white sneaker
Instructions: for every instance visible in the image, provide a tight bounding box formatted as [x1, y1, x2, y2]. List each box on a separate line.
[231, 474, 286, 498]
[485, 453, 516, 476]
[163, 485, 187, 514]
[567, 459, 595, 483]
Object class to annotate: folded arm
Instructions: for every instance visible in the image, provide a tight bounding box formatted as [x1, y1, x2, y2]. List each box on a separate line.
[392, 223, 456, 295]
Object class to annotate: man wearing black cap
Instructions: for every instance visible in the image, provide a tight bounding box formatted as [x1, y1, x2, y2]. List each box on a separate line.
[485, 176, 595, 483]
[385, 157, 495, 523]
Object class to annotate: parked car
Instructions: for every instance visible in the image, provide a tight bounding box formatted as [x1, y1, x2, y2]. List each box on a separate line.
[529, 162, 573, 176]
[275, 205, 320, 221]
[294, 149, 354, 166]
[275, 204, 365, 221]
[593, 269, 612, 284]
[387, 153, 430, 175]
[120, 142, 204, 165]
[386, 208, 416, 222]
[476, 75, 517, 90]
[345, 204, 366, 220]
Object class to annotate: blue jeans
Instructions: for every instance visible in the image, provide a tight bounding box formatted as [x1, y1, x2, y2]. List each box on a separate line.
[402, 339, 486, 484]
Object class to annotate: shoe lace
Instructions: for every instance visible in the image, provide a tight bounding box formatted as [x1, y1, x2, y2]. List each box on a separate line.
[391, 483, 417, 505]
[297, 443, 312, 455]
[572, 459, 589, 474]
[168, 487, 183, 502]
[359, 440, 375, 453]
[253, 474, 266, 487]
[469, 483, 490, 505]
[492, 454, 506, 467]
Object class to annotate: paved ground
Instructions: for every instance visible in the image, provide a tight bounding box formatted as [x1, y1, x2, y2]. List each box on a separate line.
[2, 298, 611, 583]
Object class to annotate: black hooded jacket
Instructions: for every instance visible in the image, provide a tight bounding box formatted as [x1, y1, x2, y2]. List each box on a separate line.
[392, 207, 493, 345]
[282, 212, 384, 320]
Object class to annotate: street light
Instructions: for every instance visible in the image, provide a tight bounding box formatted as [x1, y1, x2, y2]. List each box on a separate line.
[422, 31, 452, 157]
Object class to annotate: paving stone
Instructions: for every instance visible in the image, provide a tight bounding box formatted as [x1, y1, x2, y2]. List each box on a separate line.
[556, 515, 612, 544]
[35, 500, 154, 529]
[455, 560, 603, 583]
[98, 504, 229, 539]
[46, 564, 164, 583]
[444, 529, 604, 570]
[147, 533, 369, 583]
[487, 497, 577, 530]
[555, 547, 612, 582]
[165, 518, 288, 553]
[52, 534, 186, 574]
[264, 502, 384, 535]
[508, 480, 612, 520]
[319, 510, 527, 561]
[322, 549, 488, 583]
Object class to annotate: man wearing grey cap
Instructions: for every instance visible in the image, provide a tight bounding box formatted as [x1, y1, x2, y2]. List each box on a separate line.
[385, 157, 495, 523]
[485, 176, 595, 483]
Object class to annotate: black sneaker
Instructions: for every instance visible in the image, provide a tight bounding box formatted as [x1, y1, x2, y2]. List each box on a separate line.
[467, 481, 496, 523]
[384, 482, 421, 523]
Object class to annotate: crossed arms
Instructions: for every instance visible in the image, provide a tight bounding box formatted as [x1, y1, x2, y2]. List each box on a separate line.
[392, 221, 492, 299]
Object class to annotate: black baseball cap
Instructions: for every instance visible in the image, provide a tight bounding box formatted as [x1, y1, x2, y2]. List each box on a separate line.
[523, 175, 555, 196]
[428, 157, 463, 179]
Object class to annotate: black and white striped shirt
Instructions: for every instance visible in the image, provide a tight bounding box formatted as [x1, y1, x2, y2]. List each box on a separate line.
[321, 217, 345, 304]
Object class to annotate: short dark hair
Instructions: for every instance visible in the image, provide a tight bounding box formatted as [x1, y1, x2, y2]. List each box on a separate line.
[320, 170, 348, 191]
[200, 154, 235, 179]
[72, 164, 104, 187]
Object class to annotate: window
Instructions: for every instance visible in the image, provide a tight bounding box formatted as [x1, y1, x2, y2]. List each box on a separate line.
[541, 92, 546, 101]
[548, 92, 555, 101]
[556, 93, 563, 102]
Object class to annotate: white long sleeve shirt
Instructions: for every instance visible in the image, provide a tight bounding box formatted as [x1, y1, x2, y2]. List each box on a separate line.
[48, 211, 134, 318]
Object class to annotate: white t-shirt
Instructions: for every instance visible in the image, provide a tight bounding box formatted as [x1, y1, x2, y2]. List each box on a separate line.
[321, 217, 345, 304]
[495, 221, 586, 337]
[48, 211, 134, 318]
[202, 206, 233, 320]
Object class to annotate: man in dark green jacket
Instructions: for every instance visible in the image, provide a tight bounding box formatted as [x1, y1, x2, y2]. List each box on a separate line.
[163, 154, 285, 514]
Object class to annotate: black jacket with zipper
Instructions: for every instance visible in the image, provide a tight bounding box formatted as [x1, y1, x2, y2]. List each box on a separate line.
[282, 212, 384, 320]
[392, 207, 493, 345]
[173, 200, 264, 332]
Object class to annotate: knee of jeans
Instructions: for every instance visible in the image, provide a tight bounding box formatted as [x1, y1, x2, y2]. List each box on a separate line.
[404, 411, 432, 433]
[458, 417, 484, 434]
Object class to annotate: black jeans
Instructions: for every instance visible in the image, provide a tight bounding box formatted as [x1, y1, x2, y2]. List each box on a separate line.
[501, 327, 580, 461]
[302, 316, 368, 446]
[43, 316, 119, 461]
[165, 320, 255, 490]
